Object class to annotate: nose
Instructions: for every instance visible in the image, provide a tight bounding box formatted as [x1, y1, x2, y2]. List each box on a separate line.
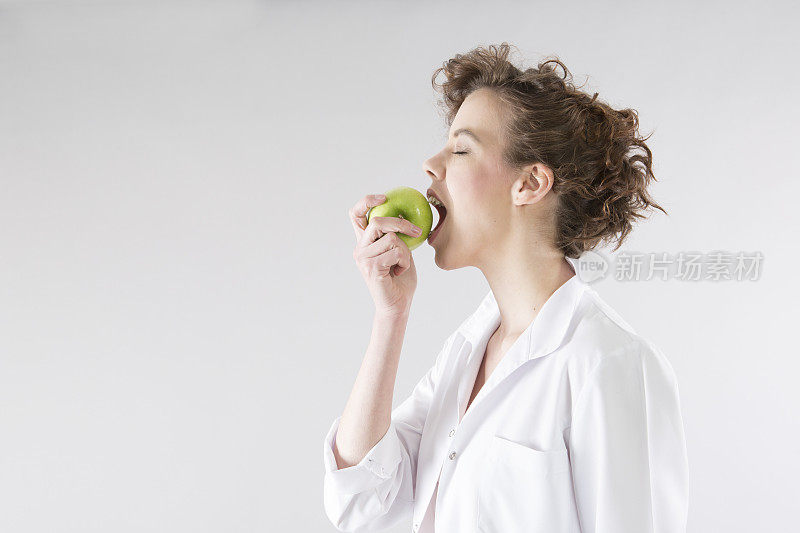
[422, 155, 442, 182]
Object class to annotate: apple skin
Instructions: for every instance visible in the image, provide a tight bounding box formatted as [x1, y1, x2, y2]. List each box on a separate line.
[366, 186, 433, 251]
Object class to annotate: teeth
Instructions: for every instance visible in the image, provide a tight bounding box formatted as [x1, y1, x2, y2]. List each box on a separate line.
[427, 195, 443, 207]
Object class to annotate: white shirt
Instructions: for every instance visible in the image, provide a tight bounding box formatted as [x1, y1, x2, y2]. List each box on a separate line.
[322, 257, 689, 532]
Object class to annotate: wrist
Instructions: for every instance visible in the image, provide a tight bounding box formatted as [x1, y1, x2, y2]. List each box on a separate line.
[374, 307, 411, 324]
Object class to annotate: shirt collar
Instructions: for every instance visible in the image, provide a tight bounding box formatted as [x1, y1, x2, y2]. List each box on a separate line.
[454, 256, 589, 363]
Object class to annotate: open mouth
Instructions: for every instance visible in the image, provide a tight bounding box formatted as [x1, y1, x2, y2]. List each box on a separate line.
[427, 193, 448, 243]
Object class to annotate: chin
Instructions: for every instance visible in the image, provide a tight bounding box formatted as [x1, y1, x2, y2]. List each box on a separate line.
[433, 251, 455, 271]
[430, 242, 450, 270]
[431, 240, 468, 271]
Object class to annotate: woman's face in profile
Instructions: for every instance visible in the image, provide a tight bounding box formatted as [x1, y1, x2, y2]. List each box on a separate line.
[423, 88, 519, 270]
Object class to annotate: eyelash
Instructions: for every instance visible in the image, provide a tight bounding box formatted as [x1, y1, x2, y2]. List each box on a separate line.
[452, 151, 468, 155]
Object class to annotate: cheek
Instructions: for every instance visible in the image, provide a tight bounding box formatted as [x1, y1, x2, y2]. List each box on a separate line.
[458, 162, 506, 214]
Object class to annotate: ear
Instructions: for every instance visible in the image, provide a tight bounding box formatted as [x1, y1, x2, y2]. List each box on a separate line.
[511, 164, 554, 206]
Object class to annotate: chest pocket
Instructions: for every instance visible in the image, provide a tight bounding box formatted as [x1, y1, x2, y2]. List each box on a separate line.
[476, 435, 581, 533]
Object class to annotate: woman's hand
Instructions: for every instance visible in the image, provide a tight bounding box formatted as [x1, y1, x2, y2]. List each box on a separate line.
[349, 193, 423, 317]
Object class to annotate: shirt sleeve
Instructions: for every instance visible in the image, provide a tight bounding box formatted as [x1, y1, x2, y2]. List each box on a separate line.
[322, 334, 452, 533]
[568, 340, 689, 533]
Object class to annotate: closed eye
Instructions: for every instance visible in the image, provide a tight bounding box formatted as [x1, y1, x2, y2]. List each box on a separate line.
[452, 151, 469, 155]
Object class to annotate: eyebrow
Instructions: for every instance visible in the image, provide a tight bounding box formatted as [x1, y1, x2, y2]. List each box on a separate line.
[449, 128, 481, 144]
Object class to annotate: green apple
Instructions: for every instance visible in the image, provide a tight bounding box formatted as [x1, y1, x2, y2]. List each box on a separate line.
[366, 186, 433, 251]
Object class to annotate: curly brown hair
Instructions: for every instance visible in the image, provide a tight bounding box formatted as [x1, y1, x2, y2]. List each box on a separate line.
[430, 42, 667, 259]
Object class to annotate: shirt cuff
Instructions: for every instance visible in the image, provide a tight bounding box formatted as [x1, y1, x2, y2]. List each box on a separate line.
[323, 415, 404, 496]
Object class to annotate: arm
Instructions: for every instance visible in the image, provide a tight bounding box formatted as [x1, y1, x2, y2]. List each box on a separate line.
[569, 340, 689, 533]
[322, 311, 450, 532]
[333, 311, 410, 471]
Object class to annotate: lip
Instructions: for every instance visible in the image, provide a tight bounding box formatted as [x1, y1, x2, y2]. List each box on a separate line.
[426, 188, 446, 206]
[428, 214, 445, 244]
[426, 188, 448, 244]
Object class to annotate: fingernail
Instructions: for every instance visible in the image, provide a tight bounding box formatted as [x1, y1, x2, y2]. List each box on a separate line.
[374, 194, 386, 200]
[413, 227, 422, 236]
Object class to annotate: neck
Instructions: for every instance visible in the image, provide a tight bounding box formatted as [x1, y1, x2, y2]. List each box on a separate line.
[477, 241, 575, 339]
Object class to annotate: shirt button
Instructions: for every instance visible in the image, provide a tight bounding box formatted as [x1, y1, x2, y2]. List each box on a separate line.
[449, 428, 456, 437]
[413, 523, 419, 531]
[449, 451, 457, 460]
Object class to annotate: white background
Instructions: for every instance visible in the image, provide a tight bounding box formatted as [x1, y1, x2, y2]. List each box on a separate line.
[1, 1, 798, 531]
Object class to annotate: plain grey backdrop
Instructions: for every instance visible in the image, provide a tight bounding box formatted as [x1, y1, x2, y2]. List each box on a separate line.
[1, 0, 798, 531]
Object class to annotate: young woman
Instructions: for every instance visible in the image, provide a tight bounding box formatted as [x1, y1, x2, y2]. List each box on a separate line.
[322, 43, 689, 533]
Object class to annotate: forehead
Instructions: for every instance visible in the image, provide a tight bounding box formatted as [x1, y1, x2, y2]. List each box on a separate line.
[450, 88, 507, 144]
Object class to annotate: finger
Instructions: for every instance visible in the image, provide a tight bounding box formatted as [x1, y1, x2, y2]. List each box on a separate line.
[362, 216, 424, 246]
[349, 194, 387, 238]
[369, 237, 411, 275]
[373, 246, 404, 272]
[393, 244, 412, 276]
[390, 217, 426, 240]
[360, 232, 403, 259]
